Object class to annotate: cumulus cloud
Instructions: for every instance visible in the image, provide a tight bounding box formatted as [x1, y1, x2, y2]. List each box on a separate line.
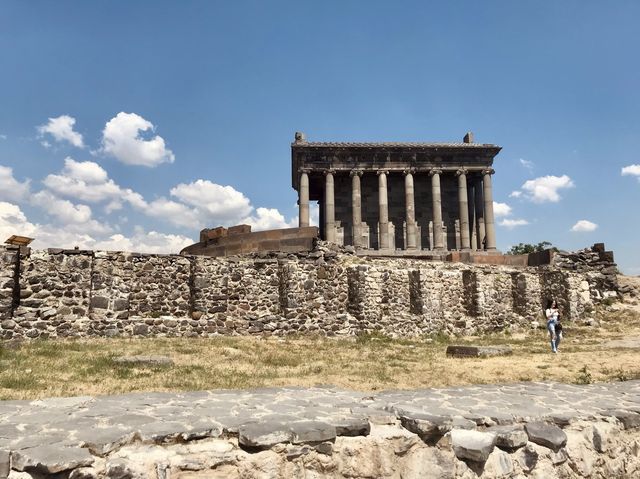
[43, 158, 146, 210]
[517, 175, 574, 203]
[170, 180, 252, 221]
[493, 202, 512, 217]
[0, 201, 93, 249]
[0, 166, 30, 201]
[101, 112, 175, 167]
[37, 115, 84, 148]
[31, 191, 111, 235]
[0, 201, 37, 238]
[144, 198, 201, 228]
[0, 201, 192, 253]
[509, 191, 522, 198]
[242, 207, 297, 231]
[499, 218, 529, 229]
[571, 220, 598, 232]
[622, 164, 640, 180]
[93, 229, 193, 254]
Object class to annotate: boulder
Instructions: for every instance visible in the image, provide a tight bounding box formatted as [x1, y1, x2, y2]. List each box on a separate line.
[239, 422, 293, 449]
[488, 424, 528, 450]
[524, 421, 567, 452]
[445, 345, 512, 358]
[11, 446, 94, 474]
[450, 429, 496, 462]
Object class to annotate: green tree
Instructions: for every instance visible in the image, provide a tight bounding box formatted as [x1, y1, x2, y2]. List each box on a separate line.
[506, 241, 554, 255]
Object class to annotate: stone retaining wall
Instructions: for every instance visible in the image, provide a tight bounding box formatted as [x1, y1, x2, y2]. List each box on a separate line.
[0, 244, 615, 341]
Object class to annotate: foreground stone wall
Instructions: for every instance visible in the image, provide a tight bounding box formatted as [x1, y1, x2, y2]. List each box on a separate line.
[2, 381, 640, 478]
[0, 244, 614, 340]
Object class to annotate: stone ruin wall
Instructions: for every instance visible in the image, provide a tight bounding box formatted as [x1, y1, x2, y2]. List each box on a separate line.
[0, 245, 612, 341]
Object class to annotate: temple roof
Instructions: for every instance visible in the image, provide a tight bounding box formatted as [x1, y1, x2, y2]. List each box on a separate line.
[293, 141, 499, 149]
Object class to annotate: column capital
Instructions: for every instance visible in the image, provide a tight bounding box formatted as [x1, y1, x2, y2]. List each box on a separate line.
[323, 169, 335, 176]
[377, 169, 389, 176]
[482, 168, 495, 176]
[403, 168, 416, 176]
[456, 168, 468, 176]
[429, 168, 443, 177]
[349, 169, 363, 177]
[298, 167, 311, 175]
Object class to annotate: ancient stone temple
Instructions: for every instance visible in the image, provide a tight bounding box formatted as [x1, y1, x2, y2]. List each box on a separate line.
[292, 132, 502, 252]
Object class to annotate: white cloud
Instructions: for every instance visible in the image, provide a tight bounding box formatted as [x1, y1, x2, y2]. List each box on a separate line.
[310, 203, 319, 227]
[0, 201, 37, 239]
[170, 179, 253, 222]
[0, 166, 30, 201]
[0, 134, 7, 140]
[37, 115, 84, 148]
[519, 159, 534, 171]
[571, 220, 598, 232]
[520, 175, 574, 203]
[242, 207, 297, 231]
[622, 164, 640, 180]
[493, 202, 512, 217]
[101, 112, 175, 167]
[499, 218, 529, 229]
[93, 230, 193, 254]
[0, 201, 93, 249]
[0, 201, 192, 253]
[145, 198, 201, 228]
[31, 190, 111, 235]
[43, 158, 147, 211]
[509, 190, 522, 198]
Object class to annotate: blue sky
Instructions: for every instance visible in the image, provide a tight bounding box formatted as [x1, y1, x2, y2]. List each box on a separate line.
[0, 1, 638, 273]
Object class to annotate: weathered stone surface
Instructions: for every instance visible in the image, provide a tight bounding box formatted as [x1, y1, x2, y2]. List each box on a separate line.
[488, 424, 528, 450]
[289, 421, 336, 444]
[606, 409, 640, 429]
[238, 422, 293, 449]
[0, 380, 639, 478]
[396, 408, 452, 442]
[11, 446, 94, 474]
[69, 467, 99, 479]
[0, 450, 9, 479]
[525, 421, 568, 451]
[329, 416, 371, 437]
[77, 427, 136, 456]
[0, 244, 609, 340]
[445, 345, 513, 358]
[450, 429, 496, 462]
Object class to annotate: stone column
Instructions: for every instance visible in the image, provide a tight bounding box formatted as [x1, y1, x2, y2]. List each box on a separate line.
[475, 176, 485, 250]
[404, 169, 417, 249]
[324, 170, 336, 243]
[298, 169, 310, 228]
[456, 169, 470, 250]
[468, 181, 477, 251]
[482, 168, 497, 250]
[350, 170, 362, 248]
[378, 170, 390, 249]
[429, 169, 444, 250]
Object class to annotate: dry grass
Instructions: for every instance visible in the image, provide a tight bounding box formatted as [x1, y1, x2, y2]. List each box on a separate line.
[1, 301, 640, 400]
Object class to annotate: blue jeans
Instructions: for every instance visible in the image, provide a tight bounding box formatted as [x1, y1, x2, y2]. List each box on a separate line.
[547, 320, 561, 352]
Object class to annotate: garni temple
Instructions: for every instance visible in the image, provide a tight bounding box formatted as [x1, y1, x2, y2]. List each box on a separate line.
[292, 131, 500, 253]
[182, 132, 502, 257]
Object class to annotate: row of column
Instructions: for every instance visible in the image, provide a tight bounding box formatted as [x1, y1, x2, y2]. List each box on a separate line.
[298, 169, 496, 251]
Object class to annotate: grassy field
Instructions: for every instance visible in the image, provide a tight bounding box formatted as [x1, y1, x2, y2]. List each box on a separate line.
[1, 301, 640, 400]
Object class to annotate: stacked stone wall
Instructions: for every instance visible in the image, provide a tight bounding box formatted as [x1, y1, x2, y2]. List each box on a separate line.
[0, 245, 611, 340]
